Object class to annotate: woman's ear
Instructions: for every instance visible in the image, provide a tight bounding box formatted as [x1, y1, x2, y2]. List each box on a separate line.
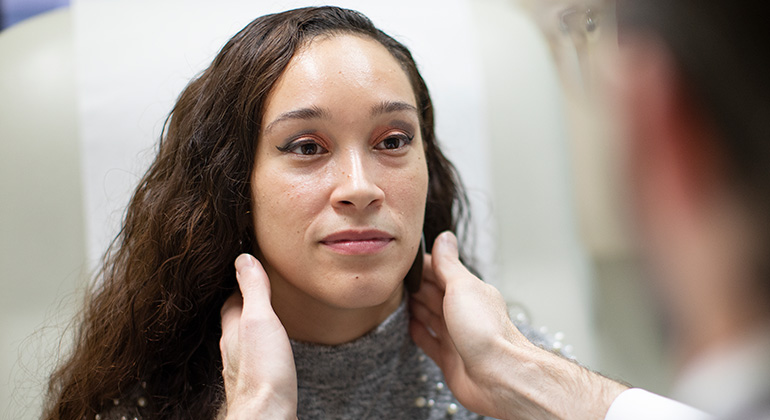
[404, 234, 426, 293]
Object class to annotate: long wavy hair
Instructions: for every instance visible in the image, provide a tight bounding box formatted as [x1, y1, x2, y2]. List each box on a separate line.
[43, 6, 471, 420]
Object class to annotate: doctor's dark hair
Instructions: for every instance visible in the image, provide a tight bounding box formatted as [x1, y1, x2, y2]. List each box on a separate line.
[617, 1, 770, 294]
[43, 6, 471, 420]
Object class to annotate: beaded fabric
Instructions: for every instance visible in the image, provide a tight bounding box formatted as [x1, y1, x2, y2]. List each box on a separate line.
[94, 381, 150, 420]
[95, 300, 563, 420]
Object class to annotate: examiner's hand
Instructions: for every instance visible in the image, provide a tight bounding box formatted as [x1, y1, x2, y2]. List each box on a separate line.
[219, 254, 298, 420]
[409, 232, 626, 420]
[409, 232, 538, 419]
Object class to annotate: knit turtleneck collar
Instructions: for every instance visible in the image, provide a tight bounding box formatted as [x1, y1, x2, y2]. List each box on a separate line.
[290, 297, 410, 389]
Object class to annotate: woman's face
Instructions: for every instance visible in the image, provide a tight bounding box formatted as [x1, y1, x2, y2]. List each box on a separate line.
[251, 34, 429, 312]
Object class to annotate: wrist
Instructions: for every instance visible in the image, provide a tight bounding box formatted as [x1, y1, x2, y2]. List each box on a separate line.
[224, 385, 297, 420]
[225, 404, 296, 420]
[490, 339, 627, 420]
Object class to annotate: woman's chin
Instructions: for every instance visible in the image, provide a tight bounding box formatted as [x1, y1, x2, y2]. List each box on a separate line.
[265, 261, 409, 311]
[312, 277, 405, 310]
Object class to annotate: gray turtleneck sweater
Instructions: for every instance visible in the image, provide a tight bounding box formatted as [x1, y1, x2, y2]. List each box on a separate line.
[290, 299, 480, 419]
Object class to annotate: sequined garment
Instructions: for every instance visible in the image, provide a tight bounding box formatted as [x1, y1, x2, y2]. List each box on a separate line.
[97, 299, 559, 419]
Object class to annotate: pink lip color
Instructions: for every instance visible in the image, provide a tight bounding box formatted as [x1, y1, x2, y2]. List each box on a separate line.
[321, 230, 394, 255]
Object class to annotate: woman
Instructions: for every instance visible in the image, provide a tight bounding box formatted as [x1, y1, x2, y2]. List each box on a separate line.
[43, 6, 515, 419]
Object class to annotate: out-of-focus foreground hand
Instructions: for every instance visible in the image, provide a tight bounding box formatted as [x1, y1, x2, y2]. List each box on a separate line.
[409, 232, 627, 420]
[219, 254, 298, 420]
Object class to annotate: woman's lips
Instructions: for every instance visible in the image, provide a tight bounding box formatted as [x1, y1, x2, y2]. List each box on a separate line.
[320, 230, 394, 255]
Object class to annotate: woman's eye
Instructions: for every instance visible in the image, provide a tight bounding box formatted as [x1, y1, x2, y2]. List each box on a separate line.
[375, 133, 413, 151]
[297, 143, 320, 155]
[277, 140, 328, 156]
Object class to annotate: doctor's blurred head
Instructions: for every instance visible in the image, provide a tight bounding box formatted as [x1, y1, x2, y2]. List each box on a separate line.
[611, 0, 770, 361]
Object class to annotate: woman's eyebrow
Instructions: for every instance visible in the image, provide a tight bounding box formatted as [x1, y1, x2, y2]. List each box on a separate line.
[263, 101, 417, 136]
[263, 105, 329, 135]
[370, 101, 418, 117]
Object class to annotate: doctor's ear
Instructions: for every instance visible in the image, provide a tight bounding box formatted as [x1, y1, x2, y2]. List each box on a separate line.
[622, 39, 726, 216]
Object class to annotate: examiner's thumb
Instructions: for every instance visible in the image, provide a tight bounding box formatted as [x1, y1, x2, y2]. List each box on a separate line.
[434, 231, 459, 259]
[234, 253, 272, 304]
[432, 231, 474, 288]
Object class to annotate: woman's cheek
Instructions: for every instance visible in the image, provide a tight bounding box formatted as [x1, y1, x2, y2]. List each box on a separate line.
[389, 164, 428, 224]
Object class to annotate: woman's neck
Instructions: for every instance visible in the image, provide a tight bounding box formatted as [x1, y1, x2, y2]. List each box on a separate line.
[269, 278, 404, 345]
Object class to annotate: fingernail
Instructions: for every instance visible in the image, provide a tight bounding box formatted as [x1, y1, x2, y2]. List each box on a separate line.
[440, 231, 458, 254]
[235, 254, 256, 272]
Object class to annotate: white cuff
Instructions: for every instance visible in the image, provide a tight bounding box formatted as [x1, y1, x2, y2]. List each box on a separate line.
[605, 388, 713, 420]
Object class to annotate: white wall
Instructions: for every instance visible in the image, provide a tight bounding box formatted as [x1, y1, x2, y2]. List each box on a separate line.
[469, 0, 596, 366]
[0, 9, 86, 419]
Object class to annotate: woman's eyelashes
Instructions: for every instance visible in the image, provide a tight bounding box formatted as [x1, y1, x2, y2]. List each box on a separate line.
[374, 132, 414, 151]
[277, 138, 328, 156]
[276, 131, 415, 156]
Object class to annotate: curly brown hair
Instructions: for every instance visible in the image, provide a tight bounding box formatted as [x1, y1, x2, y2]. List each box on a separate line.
[43, 6, 471, 420]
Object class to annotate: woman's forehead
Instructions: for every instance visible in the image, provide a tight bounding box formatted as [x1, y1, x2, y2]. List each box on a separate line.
[262, 34, 416, 118]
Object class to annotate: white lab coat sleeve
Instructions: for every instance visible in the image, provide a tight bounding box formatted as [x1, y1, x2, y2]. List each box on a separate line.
[605, 388, 714, 420]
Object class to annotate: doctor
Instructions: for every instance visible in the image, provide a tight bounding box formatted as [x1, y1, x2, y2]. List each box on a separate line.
[221, 0, 770, 418]
[408, 0, 770, 419]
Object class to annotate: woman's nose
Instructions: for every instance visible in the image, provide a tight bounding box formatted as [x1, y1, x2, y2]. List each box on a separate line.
[330, 151, 385, 211]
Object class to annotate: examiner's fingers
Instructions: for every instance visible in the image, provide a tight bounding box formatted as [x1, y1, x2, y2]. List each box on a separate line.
[420, 254, 445, 294]
[409, 318, 443, 366]
[221, 293, 244, 330]
[422, 254, 437, 285]
[220, 293, 244, 372]
[431, 232, 479, 289]
[410, 279, 445, 318]
[410, 298, 445, 339]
